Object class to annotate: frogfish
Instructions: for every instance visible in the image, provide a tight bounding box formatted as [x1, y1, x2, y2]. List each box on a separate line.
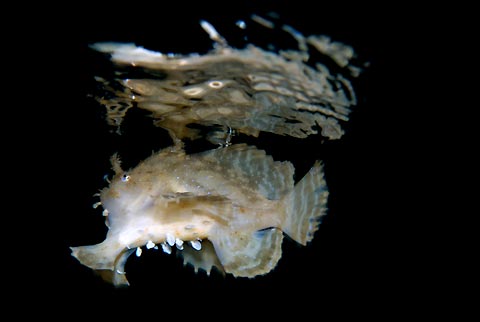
[71, 143, 329, 286]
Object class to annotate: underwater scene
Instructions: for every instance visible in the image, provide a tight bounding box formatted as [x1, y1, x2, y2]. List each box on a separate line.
[47, 1, 392, 312]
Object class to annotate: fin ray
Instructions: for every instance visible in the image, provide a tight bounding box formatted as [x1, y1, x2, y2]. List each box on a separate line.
[283, 161, 329, 245]
[178, 240, 225, 276]
[210, 228, 283, 277]
[199, 144, 294, 200]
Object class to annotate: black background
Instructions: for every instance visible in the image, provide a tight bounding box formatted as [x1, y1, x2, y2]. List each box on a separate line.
[14, 0, 415, 317]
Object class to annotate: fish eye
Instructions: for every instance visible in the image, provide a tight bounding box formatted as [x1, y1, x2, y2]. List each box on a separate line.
[208, 80, 223, 88]
[121, 174, 131, 182]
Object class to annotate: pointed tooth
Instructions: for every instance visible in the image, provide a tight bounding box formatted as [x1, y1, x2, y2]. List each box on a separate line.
[161, 242, 172, 254]
[153, 245, 158, 250]
[190, 240, 202, 251]
[92, 201, 102, 209]
[175, 238, 184, 248]
[166, 233, 175, 246]
[135, 247, 142, 257]
[102, 209, 109, 216]
[146, 240, 155, 249]
[175, 238, 184, 250]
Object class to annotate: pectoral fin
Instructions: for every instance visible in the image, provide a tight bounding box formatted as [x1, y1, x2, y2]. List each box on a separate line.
[70, 238, 135, 287]
[210, 228, 283, 277]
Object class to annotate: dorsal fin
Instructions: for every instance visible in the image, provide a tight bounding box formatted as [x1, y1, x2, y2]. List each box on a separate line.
[209, 228, 283, 277]
[199, 144, 294, 200]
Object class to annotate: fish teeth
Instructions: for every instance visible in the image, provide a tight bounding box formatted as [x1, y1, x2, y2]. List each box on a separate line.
[161, 242, 172, 254]
[166, 233, 175, 246]
[190, 240, 202, 251]
[175, 238, 184, 250]
[135, 247, 142, 257]
[146, 240, 155, 249]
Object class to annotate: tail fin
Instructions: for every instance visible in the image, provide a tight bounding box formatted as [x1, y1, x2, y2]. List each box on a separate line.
[282, 161, 329, 246]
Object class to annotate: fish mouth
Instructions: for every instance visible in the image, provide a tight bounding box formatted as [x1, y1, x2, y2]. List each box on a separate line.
[133, 233, 203, 256]
[71, 232, 217, 287]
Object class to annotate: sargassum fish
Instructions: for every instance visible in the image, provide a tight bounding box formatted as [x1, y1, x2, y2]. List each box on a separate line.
[71, 143, 328, 286]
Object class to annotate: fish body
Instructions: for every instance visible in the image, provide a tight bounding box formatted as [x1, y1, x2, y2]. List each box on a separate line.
[71, 143, 328, 286]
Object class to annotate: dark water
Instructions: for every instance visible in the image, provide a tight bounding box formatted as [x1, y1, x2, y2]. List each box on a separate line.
[23, 1, 406, 316]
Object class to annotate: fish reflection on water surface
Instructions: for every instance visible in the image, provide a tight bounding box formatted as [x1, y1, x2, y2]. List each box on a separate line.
[91, 19, 362, 144]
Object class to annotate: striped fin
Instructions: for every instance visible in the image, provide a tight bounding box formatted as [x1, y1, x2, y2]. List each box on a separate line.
[199, 144, 294, 200]
[282, 161, 329, 245]
[210, 228, 283, 277]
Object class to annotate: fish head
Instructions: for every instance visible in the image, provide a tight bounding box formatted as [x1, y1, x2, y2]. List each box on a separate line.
[99, 167, 161, 230]
[98, 161, 218, 244]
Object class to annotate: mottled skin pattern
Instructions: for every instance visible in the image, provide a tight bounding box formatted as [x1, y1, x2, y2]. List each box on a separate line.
[71, 143, 328, 286]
